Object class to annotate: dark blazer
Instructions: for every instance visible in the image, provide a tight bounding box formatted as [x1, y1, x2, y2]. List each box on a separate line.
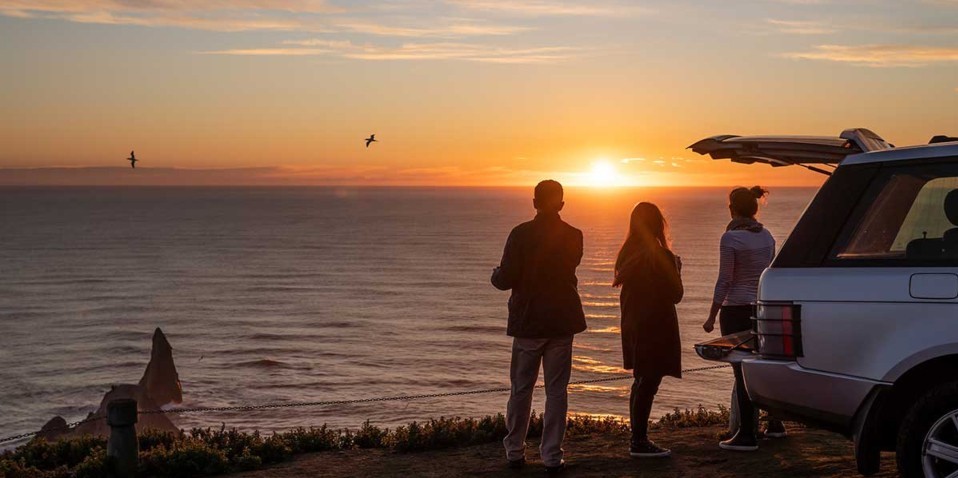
[617, 246, 683, 378]
[491, 213, 587, 338]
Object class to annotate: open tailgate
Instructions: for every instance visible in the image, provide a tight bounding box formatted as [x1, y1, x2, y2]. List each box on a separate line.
[688, 128, 892, 175]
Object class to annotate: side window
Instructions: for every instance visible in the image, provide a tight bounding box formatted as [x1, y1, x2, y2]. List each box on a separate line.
[831, 163, 958, 265]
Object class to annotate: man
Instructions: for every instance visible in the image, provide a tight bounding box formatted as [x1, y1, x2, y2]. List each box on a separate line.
[492, 180, 587, 473]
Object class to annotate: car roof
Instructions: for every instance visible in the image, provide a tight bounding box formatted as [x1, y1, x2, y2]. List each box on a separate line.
[841, 140, 958, 166]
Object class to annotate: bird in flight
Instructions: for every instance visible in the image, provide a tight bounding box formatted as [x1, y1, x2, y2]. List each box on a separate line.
[365, 134, 377, 148]
[127, 150, 138, 169]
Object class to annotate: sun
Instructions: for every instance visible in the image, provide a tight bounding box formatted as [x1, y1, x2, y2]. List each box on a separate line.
[587, 160, 623, 187]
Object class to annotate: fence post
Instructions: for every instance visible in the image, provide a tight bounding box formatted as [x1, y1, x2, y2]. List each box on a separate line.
[107, 398, 138, 478]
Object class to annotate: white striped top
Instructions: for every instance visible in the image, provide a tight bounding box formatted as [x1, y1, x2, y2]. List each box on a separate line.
[713, 228, 775, 306]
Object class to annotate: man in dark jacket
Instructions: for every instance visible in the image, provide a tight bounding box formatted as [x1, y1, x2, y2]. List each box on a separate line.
[492, 180, 586, 472]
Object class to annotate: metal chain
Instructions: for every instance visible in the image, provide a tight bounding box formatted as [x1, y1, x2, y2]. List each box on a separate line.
[0, 415, 104, 445]
[0, 363, 730, 445]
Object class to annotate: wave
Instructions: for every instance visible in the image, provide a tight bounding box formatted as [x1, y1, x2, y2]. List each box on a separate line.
[581, 301, 618, 308]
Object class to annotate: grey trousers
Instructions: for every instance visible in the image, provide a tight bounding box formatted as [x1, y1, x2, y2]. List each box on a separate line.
[503, 335, 574, 467]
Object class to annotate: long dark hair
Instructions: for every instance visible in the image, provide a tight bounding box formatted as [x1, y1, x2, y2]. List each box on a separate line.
[614, 202, 670, 285]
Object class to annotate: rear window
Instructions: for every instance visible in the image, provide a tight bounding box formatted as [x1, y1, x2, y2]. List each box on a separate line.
[830, 162, 958, 265]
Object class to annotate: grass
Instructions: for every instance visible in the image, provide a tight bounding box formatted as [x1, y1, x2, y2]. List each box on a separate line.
[0, 406, 730, 478]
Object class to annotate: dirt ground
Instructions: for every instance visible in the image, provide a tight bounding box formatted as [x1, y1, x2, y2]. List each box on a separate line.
[229, 424, 899, 477]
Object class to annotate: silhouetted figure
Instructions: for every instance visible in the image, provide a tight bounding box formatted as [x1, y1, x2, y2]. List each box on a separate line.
[702, 186, 786, 451]
[365, 134, 377, 147]
[613, 202, 683, 458]
[492, 180, 586, 473]
[127, 150, 137, 169]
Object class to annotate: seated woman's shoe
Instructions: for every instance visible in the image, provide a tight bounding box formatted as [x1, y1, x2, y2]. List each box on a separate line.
[762, 420, 787, 438]
[630, 439, 671, 458]
[719, 430, 759, 451]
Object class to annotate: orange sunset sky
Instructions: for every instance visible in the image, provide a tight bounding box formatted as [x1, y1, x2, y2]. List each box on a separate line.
[0, 0, 956, 187]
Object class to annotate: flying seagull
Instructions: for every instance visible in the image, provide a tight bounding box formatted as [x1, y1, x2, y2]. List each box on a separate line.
[365, 134, 377, 148]
[127, 150, 138, 169]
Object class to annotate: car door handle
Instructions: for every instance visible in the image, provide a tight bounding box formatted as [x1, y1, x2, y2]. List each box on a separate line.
[909, 273, 958, 300]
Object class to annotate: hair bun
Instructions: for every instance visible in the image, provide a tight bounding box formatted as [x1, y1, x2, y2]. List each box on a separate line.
[749, 186, 769, 199]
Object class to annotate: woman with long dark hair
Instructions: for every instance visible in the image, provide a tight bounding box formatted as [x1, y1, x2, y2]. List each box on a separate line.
[702, 186, 785, 451]
[614, 202, 683, 458]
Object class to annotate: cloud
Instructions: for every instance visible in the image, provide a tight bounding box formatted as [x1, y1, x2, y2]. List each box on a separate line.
[766, 19, 836, 35]
[0, 0, 338, 31]
[0, 165, 549, 186]
[327, 21, 529, 38]
[202, 41, 576, 63]
[783, 44, 958, 67]
[444, 0, 646, 16]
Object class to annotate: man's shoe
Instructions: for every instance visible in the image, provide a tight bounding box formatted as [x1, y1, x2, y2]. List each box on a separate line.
[544, 460, 565, 474]
[508, 457, 525, 470]
[719, 430, 759, 451]
[762, 421, 787, 438]
[629, 440, 671, 458]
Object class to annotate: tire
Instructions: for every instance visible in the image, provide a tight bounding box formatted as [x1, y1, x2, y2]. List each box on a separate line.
[897, 381, 958, 478]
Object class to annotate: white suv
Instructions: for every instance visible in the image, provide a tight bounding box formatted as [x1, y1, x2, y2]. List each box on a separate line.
[692, 129, 958, 478]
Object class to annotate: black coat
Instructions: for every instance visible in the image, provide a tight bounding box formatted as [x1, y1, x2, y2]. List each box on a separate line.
[491, 213, 587, 338]
[617, 246, 683, 378]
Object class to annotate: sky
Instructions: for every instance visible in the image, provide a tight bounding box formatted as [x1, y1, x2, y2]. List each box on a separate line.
[0, 0, 956, 187]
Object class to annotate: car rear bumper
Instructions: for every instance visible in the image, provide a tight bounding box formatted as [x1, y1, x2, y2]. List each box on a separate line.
[742, 358, 887, 433]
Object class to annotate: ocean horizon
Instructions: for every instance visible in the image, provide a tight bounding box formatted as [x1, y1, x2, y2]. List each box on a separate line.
[0, 185, 817, 444]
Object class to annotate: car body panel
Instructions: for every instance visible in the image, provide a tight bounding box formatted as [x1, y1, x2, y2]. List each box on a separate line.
[758, 267, 958, 381]
[742, 358, 886, 431]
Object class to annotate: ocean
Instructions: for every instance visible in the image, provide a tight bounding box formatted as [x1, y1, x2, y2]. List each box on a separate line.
[0, 186, 816, 443]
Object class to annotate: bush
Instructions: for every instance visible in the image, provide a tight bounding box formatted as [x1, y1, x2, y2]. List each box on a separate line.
[73, 448, 111, 478]
[138, 439, 229, 478]
[354, 421, 390, 449]
[139, 429, 182, 452]
[2, 407, 732, 477]
[654, 405, 730, 429]
[281, 426, 340, 453]
[11, 435, 106, 471]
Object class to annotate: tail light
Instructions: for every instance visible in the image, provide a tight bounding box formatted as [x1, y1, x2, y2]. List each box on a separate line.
[753, 302, 803, 359]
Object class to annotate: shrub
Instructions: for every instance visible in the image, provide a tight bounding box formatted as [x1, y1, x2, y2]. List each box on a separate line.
[11, 435, 106, 471]
[138, 439, 229, 478]
[139, 429, 182, 452]
[353, 421, 390, 449]
[653, 405, 729, 429]
[73, 448, 111, 478]
[250, 434, 291, 464]
[281, 426, 340, 453]
[2, 407, 733, 477]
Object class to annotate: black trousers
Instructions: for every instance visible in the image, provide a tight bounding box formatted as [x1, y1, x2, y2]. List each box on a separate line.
[629, 372, 663, 444]
[720, 305, 758, 437]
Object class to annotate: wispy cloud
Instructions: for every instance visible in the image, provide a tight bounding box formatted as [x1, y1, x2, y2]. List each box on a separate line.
[444, 0, 646, 17]
[766, 18, 836, 35]
[783, 44, 958, 67]
[0, 0, 338, 32]
[329, 21, 530, 38]
[203, 40, 576, 63]
[0, 165, 551, 186]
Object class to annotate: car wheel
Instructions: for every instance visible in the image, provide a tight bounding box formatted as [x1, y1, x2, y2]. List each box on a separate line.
[897, 381, 958, 478]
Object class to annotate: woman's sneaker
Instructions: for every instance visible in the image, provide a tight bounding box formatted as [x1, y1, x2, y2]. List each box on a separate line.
[630, 440, 671, 458]
[762, 421, 787, 438]
[719, 431, 759, 451]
